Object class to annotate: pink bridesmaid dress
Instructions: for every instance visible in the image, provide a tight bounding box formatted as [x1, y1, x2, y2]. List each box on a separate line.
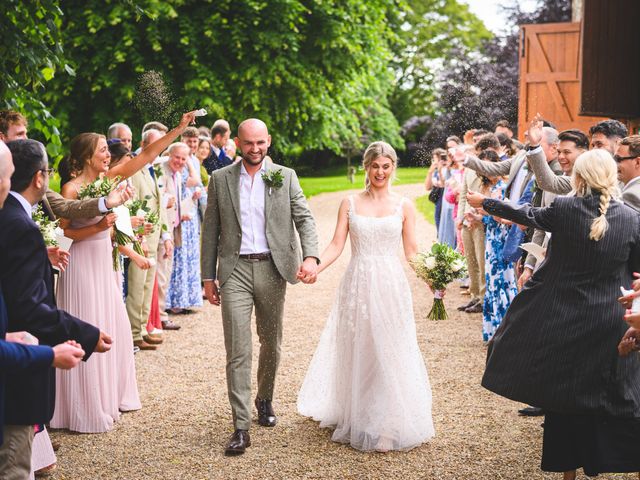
[50, 217, 141, 433]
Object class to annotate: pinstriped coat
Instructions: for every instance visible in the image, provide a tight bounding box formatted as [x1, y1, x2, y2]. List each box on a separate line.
[480, 195, 640, 416]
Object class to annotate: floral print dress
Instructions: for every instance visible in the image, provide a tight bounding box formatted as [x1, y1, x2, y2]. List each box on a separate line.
[482, 180, 517, 342]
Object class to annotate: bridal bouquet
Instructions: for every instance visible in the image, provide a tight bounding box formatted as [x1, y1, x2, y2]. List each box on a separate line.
[78, 177, 143, 269]
[412, 243, 467, 320]
[32, 205, 60, 247]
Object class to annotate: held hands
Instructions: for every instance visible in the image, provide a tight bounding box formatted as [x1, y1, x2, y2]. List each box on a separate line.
[95, 331, 113, 353]
[52, 342, 85, 369]
[618, 327, 640, 356]
[47, 246, 70, 272]
[130, 215, 145, 229]
[527, 113, 544, 147]
[204, 280, 221, 306]
[296, 257, 319, 284]
[466, 191, 486, 209]
[618, 273, 640, 309]
[97, 213, 117, 231]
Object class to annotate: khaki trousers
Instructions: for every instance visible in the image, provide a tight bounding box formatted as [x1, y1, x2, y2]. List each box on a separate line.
[156, 240, 174, 324]
[220, 258, 286, 430]
[0, 425, 34, 480]
[462, 225, 486, 301]
[126, 249, 158, 342]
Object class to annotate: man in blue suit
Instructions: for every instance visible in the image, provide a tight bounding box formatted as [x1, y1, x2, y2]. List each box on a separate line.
[0, 140, 111, 477]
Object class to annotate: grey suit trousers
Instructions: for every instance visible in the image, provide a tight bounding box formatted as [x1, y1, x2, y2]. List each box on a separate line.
[220, 257, 286, 430]
[0, 425, 34, 479]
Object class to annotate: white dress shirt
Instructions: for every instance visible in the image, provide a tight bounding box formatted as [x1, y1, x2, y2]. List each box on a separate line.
[239, 162, 270, 254]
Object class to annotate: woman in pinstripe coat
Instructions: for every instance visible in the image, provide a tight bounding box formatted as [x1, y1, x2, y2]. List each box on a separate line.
[467, 149, 640, 480]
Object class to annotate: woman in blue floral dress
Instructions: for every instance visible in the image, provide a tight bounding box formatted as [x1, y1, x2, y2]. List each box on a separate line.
[480, 178, 517, 342]
[166, 156, 203, 312]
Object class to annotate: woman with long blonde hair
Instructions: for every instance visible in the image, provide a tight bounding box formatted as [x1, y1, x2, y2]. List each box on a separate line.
[467, 149, 640, 479]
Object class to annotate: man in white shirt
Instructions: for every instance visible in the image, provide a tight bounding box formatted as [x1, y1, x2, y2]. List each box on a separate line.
[615, 135, 640, 212]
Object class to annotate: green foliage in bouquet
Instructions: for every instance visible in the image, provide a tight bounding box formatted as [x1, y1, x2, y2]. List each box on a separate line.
[77, 176, 120, 200]
[127, 195, 158, 235]
[412, 243, 467, 320]
[32, 205, 59, 247]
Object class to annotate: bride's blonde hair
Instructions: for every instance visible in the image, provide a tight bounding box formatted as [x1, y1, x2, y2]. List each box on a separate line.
[362, 141, 397, 191]
[570, 149, 620, 241]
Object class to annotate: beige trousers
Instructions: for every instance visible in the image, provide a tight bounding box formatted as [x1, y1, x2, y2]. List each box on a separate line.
[156, 240, 174, 324]
[220, 258, 286, 430]
[462, 225, 486, 301]
[0, 425, 34, 480]
[126, 250, 158, 342]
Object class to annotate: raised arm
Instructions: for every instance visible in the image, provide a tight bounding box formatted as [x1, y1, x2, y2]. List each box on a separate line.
[107, 111, 197, 181]
[467, 191, 556, 232]
[318, 198, 350, 274]
[527, 147, 571, 195]
[463, 154, 512, 178]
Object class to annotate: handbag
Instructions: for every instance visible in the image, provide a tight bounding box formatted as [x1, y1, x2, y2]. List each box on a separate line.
[428, 187, 443, 204]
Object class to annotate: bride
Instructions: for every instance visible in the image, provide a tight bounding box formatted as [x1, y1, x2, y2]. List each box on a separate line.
[297, 141, 435, 451]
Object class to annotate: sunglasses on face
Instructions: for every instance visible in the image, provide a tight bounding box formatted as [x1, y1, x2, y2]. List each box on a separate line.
[613, 154, 639, 163]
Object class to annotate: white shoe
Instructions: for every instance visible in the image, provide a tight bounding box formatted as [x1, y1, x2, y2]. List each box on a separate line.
[150, 328, 163, 336]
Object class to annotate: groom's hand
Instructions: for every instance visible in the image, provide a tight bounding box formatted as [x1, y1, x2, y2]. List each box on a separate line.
[297, 257, 318, 284]
[204, 280, 221, 305]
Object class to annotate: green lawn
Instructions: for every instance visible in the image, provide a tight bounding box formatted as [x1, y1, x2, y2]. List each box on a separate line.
[298, 167, 435, 225]
[299, 166, 427, 198]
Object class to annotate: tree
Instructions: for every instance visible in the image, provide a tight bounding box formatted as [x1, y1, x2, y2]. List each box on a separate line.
[403, 0, 572, 162]
[390, 0, 492, 124]
[0, 0, 71, 157]
[42, 0, 406, 162]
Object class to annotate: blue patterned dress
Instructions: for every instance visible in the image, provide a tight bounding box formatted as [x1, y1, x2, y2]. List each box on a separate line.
[166, 158, 203, 310]
[482, 180, 517, 342]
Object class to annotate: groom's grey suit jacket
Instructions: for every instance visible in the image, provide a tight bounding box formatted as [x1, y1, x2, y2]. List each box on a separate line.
[201, 159, 319, 286]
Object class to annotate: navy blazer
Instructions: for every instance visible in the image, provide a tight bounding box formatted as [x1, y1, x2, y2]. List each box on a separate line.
[0, 194, 100, 425]
[0, 289, 53, 445]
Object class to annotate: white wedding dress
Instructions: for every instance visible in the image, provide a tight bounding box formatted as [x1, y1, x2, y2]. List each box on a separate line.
[297, 196, 434, 451]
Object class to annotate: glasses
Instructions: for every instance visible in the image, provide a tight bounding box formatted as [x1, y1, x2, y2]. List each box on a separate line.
[613, 154, 638, 163]
[39, 168, 56, 177]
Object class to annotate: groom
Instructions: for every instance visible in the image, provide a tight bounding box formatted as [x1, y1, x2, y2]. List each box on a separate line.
[201, 119, 319, 456]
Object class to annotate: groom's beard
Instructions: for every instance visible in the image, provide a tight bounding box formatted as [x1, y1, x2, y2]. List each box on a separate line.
[241, 151, 267, 166]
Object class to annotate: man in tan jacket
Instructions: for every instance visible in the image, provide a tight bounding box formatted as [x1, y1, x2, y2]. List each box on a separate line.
[201, 119, 319, 456]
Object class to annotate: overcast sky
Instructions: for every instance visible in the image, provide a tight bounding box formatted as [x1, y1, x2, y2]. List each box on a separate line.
[462, 0, 538, 34]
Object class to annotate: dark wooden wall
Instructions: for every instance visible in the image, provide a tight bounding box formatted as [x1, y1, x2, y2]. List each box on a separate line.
[580, 0, 640, 118]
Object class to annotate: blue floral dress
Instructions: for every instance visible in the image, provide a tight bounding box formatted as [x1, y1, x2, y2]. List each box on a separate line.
[166, 158, 203, 310]
[482, 180, 517, 342]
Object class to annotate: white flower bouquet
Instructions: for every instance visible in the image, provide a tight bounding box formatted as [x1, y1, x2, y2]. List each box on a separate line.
[32, 205, 60, 247]
[412, 243, 468, 320]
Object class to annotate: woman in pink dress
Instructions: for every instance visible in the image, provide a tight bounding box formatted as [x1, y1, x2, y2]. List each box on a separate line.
[51, 113, 196, 432]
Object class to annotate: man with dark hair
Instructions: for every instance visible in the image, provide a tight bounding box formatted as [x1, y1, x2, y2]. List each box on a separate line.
[474, 133, 500, 153]
[589, 119, 628, 154]
[616, 135, 640, 212]
[203, 121, 232, 174]
[494, 119, 514, 139]
[0, 139, 112, 477]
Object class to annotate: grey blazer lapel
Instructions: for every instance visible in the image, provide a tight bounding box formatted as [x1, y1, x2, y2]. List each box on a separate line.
[264, 158, 275, 218]
[225, 161, 242, 226]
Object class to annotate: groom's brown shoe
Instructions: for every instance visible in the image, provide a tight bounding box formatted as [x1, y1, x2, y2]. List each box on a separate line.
[224, 429, 250, 456]
[255, 398, 277, 427]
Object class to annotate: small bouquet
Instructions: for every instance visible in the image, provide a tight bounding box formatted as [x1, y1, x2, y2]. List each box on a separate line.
[78, 176, 143, 270]
[32, 205, 60, 247]
[412, 243, 467, 320]
[127, 195, 159, 235]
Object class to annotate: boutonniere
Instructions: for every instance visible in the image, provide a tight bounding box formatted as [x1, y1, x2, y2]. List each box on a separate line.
[261, 169, 284, 195]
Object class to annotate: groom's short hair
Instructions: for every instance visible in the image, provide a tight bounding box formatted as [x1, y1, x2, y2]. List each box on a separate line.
[7, 139, 47, 193]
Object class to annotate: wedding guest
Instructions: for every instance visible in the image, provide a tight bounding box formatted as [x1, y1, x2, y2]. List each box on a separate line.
[196, 137, 212, 185]
[446, 135, 462, 149]
[157, 143, 187, 328]
[126, 129, 172, 351]
[494, 119, 514, 139]
[456, 142, 487, 314]
[107, 122, 133, 151]
[615, 135, 640, 212]
[589, 119, 628, 154]
[424, 148, 446, 232]
[468, 149, 640, 479]
[165, 142, 203, 314]
[297, 141, 434, 452]
[437, 150, 459, 249]
[0, 140, 110, 472]
[203, 121, 232, 174]
[225, 138, 240, 162]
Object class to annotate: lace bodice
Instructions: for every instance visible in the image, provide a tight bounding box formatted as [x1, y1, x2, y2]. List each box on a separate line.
[348, 195, 405, 257]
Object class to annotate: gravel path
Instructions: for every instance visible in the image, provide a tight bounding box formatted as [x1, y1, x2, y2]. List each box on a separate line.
[49, 184, 634, 480]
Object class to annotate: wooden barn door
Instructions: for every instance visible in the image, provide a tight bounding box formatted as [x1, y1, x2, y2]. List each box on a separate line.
[518, 22, 605, 138]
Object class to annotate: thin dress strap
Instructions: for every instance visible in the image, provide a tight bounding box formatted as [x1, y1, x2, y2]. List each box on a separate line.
[395, 197, 406, 218]
[348, 195, 356, 215]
